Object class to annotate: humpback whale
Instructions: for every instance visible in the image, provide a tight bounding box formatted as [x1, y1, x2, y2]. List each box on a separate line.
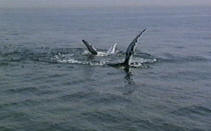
[108, 29, 146, 70]
[82, 40, 117, 56]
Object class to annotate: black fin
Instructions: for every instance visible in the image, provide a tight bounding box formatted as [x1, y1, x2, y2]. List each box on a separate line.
[123, 29, 146, 66]
[82, 40, 98, 55]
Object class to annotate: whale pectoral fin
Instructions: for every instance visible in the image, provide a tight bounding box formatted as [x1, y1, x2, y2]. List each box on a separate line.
[82, 40, 98, 55]
[107, 43, 117, 54]
[124, 29, 146, 66]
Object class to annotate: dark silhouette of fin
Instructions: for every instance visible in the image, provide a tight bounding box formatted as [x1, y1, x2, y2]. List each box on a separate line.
[123, 29, 146, 66]
[108, 29, 146, 70]
[82, 40, 98, 55]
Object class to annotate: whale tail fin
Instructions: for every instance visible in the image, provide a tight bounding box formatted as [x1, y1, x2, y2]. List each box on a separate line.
[123, 29, 146, 66]
[82, 40, 98, 55]
[107, 43, 117, 54]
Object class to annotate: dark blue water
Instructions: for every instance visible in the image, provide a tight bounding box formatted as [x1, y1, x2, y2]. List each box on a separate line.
[0, 6, 211, 131]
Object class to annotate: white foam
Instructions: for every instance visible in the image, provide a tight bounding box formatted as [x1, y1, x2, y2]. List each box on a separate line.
[57, 58, 83, 64]
[96, 51, 108, 56]
[130, 62, 143, 68]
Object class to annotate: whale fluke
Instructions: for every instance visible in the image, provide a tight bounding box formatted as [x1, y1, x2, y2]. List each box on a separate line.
[82, 40, 98, 55]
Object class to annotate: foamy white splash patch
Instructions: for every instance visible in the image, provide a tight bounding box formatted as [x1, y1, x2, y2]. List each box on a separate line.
[131, 57, 157, 63]
[53, 52, 157, 67]
[82, 51, 109, 56]
[57, 58, 85, 64]
[53, 54, 108, 66]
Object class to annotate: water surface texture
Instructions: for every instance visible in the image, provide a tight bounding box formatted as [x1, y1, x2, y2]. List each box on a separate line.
[0, 7, 211, 131]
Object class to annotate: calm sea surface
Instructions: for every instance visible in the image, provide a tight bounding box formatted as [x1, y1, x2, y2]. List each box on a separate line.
[0, 6, 211, 131]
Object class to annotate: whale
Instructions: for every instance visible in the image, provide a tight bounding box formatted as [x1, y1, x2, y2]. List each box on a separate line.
[82, 40, 117, 56]
[107, 29, 146, 71]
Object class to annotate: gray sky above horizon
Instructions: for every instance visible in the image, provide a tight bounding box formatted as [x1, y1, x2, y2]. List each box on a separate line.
[1, 0, 211, 8]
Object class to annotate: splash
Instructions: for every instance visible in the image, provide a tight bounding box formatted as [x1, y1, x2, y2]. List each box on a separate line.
[0, 46, 157, 68]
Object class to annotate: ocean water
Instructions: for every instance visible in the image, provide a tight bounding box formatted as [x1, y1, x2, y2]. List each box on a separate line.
[0, 6, 211, 131]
